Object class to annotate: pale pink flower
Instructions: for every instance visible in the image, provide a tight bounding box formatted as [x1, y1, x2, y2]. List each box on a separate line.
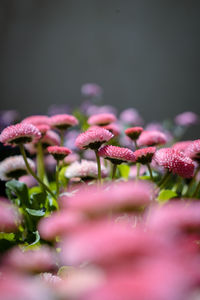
[102, 123, 120, 137]
[154, 148, 195, 178]
[65, 160, 108, 179]
[172, 141, 192, 153]
[134, 147, 156, 164]
[50, 114, 78, 130]
[22, 115, 50, 126]
[88, 113, 116, 126]
[47, 146, 71, 160]
[75, 127, 113, 150]
[119, 108, 143, 125]
[39, 272, 61, 287]
[60, 180, 154, 215]
[19, 175, 37, 187]
[175, 111, 199, 126]
[125, 126, 143, 140]
[0, 155, 35, 181]
[35, 124, 50, 135]
[98, 145, 135, 164]
[137, 130, 167, 147]
[3, 246, 57, 273]
[0, 201, 20, 232]
[64, 153, 80, 165]
[0, 123, 41, 145]
[185, 139, 200, 162]
[81, 83, 103, 98]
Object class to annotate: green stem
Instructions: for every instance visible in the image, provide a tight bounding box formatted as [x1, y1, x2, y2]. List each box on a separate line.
[95, 150, 101, 184]
[36, 142, 45, 189]
[185, 167, 200, 197]
[192, 181, 200, 198]
[56, 161, 60, 197]
[134, 140, 138, 150]
[60, 130, 65, 146]
[158, 171, 171, 189]
[136, 163, 141, 179]
[112, 164, 117, 180]
[19, 144, 56, 199]
[147, 163, 153, 181]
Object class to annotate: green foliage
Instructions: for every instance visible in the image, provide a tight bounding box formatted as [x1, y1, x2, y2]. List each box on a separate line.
[6, 180, 29, 206]
[118, 164, 130, 179]
[157, 189, 177, 203]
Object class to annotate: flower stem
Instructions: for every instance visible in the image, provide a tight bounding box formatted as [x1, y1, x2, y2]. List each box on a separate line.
[112, 164, 117, 180]
[19, 144, 56, 199]
[95, 150, 101, 184]
[158, 171, 171, 189]
[36, 142, 45, 190]
[184, 167, 200, 197]
[192, 181, 200, 198]
[134, 140, 138, 150]
[147, 163, 153, 181]
[60, 130, 65, 146]
[56, 161, 60, 197]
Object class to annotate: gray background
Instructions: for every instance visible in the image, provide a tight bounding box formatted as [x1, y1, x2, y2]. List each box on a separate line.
[0, 0, 200, 125]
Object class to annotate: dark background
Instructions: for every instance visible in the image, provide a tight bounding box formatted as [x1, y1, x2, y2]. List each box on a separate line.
[0, 0, 200, 124]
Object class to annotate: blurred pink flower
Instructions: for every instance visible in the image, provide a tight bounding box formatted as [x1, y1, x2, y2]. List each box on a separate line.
[102, 123, 120, 137]
[64, 153, 80, 165]
[81, 83, 103, 98]
[98, 145, 135, 164]
[137, 130, 167, 147]
[175, 112, 199, 126]
[88, 113, 116, 126]
[134, 147, 156, 164]
[22, 115, 50, 126]
[185, 139, 200, 163]
[0, 201, 20, 233]
[119, 108, 143, 126]
[125, 126, 143, 141]
[50, 114, 78, 130]
[47, 146, 72, 160]
[172, 140, 192, 153]
[19, 175, 37, 187]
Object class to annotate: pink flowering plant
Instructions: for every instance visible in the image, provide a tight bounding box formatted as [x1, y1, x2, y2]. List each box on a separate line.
[1, 89, 200, 299]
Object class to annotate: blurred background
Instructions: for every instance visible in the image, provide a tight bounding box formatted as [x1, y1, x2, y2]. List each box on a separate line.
[0, 0, 200, 125]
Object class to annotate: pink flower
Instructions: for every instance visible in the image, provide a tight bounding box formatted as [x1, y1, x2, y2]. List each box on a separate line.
[19, 175, 37, 187]
[0, 201, 20, 232]
[134, 147, 156, 164]
[0, 123, 41, 145]
[119, 108, 143, 125]
[65, 160, 108, 180]
[64, 153, 80, 165]
[81, 83, 103, 98]
[98, 145, 135, 164]
[41, 130, 61, 147]
[35, 124, 50, 135]
[50, 114, 78, 130]
[137, 130, 167, 147]
[47, 146, 72, 160]
[0, 155, 35, 181]
[175, 111, 199, 126]
[22, 115, 50, 126]
[129, 165, 147, 178]
[125, 127, 143, 140]
[88, 113, 116, 126]
[75, 127, 113, 150]
[3, 246, 57, 273]
[172, 141, 192, 153]
[102, 123, 120, 137]
[38, 210, 84, 240]
[154, 148, 195, 178]
[185, 139, 200, 162]
[60, 180, 154, 215]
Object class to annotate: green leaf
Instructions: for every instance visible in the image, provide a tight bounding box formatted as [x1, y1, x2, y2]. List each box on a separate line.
[0, 232, 15, 241]
[6, 180, 29, 206]
[29, 231, 40, 246]
[158, 189, 177, 203]
[30, 192, 47, 208]
[25, 208, 45, 217]
[118, 164, 130, 179]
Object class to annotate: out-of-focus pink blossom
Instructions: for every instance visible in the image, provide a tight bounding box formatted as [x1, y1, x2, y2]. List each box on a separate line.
[125, 127, 143, 141]
[98, 145, 135, 164]
[75, 127, 113, 150]
[102, 123, 120, 137]
[134, 147, 156, 164]
[185, 139, 200, 163]
[0, 123, 41, 145]
[172, 141, 192, 153]
[154, 148, 195, 178]
[19, 175, 37, 187]
[50, 114, 78, 130]
[65, 160, 108, 180]
[129, 165, 147, 178]
[22, 115, 50, 126]
[88, 113, 116, 126]
[0, 155, 35, 181]
[81, 83, 103, 98]
[64, 153, 80, 165]
[175, 112, 199, 126]
[64, 130, 80, 150]
[137, 130, 167, 147]
[0, 201, 20, 232]
[119, 108, 143, 126]
[47, 146, 72, 160]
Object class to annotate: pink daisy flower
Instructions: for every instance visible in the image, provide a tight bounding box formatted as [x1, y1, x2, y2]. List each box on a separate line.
[125, 127, 143, 141]
[65, 160, 108, 180]
[81, 83, 103, 98]
[47, 146, 72, 160]
[50, 114, 78, 130]
[137, 130, 167, 147]
[154, 148, 195, 178]
[175, 111, 199, 126]
[98, 145, 135, 164]
[185, 139, 200, 162]
[0, 155, 35, 181]
[75, 127, 113, 150]
[172, 141, 192, 153]
[64, 153, 80, 165]
[22, 115, 50, 126]
[102, 123, 120, 137]
[19, 175, 37, 188]
[0, 123, 41, 145]
[0, 201, 21, 233]
[88, 113, 116, 126]
[134, 147, 156, 164]
[35, 124, 50, 135]
[119, 108, 143, 125]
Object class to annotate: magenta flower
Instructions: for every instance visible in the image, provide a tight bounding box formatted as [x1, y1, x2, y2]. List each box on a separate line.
[60, 180, 154, 215]
[102, 123, 120, 137]
[154, 148, 195, 178]
[88, 113, 116, 126]
[0, 123, 41, 145]
[3, 246, 57, 273]
[98, 145, 135, 164]
[172, 141, 192, 153]
[81, 83, 103, 98]
[65, 160, 108, 180]
[134, 147, 156, 164]
[0, 155, 35, 180]
[22, 115, 50, 126]
[47, 146, 72, 160]
[50, 114, 78, 130]
[125, 126, 143, 141]
[75, 127, 113, 150]
[0, 201, 20, 233]
[137, 130, 167, 147]
[185, 139, 200, 162]
[175, 111, 199, 126]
